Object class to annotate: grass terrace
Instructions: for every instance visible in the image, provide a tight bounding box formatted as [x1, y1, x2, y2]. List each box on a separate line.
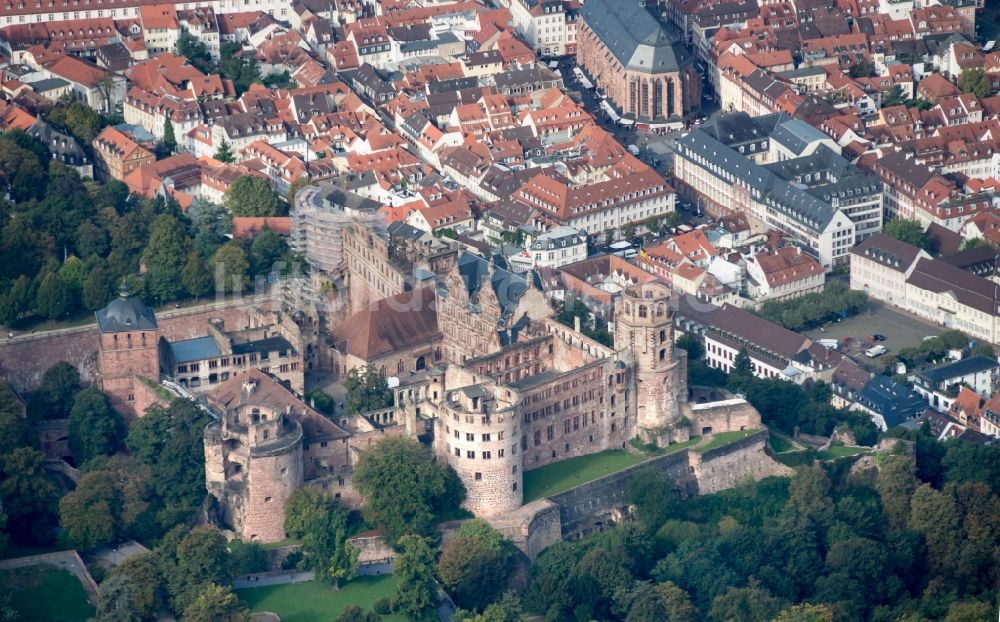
[0, 565, 95, 622]
[768, 433, 798, 454]
[694, 428, 761, 453]
[522, 449, 647, 503]
[237, 575, 404, 622]
[817, 444, 871, 461]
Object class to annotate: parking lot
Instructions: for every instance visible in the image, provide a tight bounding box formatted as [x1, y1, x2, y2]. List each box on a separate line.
[804, 301, 943, 370]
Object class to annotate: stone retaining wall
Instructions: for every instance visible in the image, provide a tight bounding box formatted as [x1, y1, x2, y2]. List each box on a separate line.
[491, 430, 792, 559]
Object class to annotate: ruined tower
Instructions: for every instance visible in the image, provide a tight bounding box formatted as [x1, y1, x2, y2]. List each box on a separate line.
[613, 283, 686, 438]
[204, 382, 305, 543]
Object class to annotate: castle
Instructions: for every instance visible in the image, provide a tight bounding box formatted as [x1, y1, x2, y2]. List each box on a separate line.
[420, 276, 757, 517]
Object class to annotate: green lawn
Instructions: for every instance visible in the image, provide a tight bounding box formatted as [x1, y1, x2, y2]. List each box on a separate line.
[522, 449, 648, 503]
[0, 565, 95, 622]
[237, 575, 405, 622]
[768, 434, 796, 454]
[694, 429, 761, 453]
[817, 444, 870, 461]
[633, 436, 702, 456]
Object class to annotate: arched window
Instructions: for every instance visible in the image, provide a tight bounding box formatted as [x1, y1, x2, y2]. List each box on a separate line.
[416, 356, 426, 371]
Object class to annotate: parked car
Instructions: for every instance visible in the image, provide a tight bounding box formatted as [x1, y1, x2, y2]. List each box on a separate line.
[872, 334, 886, 342]
[865, 345, 888, 358]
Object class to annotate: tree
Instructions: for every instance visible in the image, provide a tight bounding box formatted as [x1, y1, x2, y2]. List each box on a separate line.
[284, 487, 329, 539]
[211, 241, 250, 294]
[957, 68, 991, 99]
[771, 604, 834, 622]
[145, 214, 193, 302]
[943, 601, 993, 622]
[876, 455, 917, 530]
[908, 484, 961, 582]
[181, 584, 249, 622]
[68, 386, 124, 464]
[454, 592, 523, 622]
[675, 333, 704, 361]
[33, 362, 81, 420]
[126, 399, 211, 532]
[163, 527, 230, 612]
[220, 42, 261, 94]
[103, 553, 162, 619]
[82, 263, 114, 311]
[335, 605, 382, 622]
[0, 447, 59, 543]
[848, 59, 876, 78]
[228, 539, 268, 576]
[181, 250, 212, 299]
[627, 468, 678, 530]
[354, 436, 465, 546]
[344, 365, 393, 414]
[162, 117, 177, 155]
[883, 219, 927, 249]
[0, 380, 32, 454]
[787, 464, 834, 527]
[287, 176, 310, 204]
[283, 489, 359, 588]
[0, 275, 31, 325]
[307, 388, 335, 414]
[392, 535, 439, 622]
[93, 572, 143, 622]
[59, 471, 119, 550]
[729, 348, 754, 392]
[214, 139, 236, 164]
[250, 225, 288, 277]
[709, 587, 786, 622]
[881, 84, 906, 108]
[656, 581, 695, 622]
[35, 271, 71, 320]
[175, 32, 214, 74]
[438, 521, 513, 610]
[224, 175, 281, 217]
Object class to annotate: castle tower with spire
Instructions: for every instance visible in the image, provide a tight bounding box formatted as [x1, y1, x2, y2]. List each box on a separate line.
[95, 285, 161, 418]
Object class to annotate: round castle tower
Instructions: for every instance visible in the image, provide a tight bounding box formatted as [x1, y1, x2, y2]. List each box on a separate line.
[433, 377, 522, 517]
[204, 400, 304, 543]
[614, 282, 685, 434]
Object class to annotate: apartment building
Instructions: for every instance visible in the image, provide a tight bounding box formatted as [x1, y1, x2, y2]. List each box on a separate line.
[849, 233, 930, 308]
[507, 0, 577, 57]
[674, 125, 858, 269]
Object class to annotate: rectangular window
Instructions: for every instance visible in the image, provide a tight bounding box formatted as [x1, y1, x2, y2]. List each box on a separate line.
[467, 451, 475, 459]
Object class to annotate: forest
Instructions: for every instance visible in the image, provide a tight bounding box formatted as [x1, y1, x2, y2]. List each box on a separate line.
[0, 130, 298, 329]
[523, 433, 1000, 622]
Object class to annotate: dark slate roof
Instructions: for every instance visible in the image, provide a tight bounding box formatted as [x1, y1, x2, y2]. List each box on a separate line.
[677, 127, 840, 232]
[170, 336, 222, 364]
[915, 355, 998, 385]
[857, 376, 927, 428]
[96, 295, 157, 333]
[232, 335, 295, 355]
[580, 0, 690, 74]
[906, 257, 1000, 315]
[455, 251, 527, 318]
[769, 118, 830, 156]
[850, 233, 924, 273]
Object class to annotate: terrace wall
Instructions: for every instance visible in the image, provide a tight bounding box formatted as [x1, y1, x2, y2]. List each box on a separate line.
[491, 430, 791, 558]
